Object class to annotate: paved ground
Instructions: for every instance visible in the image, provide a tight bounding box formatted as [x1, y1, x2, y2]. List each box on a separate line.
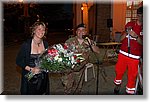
[2, 34, 129, 95]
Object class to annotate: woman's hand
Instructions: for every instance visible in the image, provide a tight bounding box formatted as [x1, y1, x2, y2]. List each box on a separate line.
[31, 67, 41, 74]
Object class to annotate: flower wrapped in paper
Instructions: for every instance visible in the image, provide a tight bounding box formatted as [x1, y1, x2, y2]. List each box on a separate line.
[39, 44, 84, 72]
[39, 43, 85, 73]
[25, 43, 85, 81]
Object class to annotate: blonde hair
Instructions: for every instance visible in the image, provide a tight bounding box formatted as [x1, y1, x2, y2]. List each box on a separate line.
[30, 21, 47, 37]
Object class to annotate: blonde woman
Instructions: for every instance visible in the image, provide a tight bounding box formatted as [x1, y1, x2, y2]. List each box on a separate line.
[16, 21, 49, 95]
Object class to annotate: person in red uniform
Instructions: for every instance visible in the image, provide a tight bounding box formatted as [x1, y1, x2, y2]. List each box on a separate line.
[114, 6, 143, 95]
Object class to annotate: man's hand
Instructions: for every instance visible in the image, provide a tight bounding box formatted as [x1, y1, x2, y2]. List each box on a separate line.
[84, 37, 91, 45]
[128, 30, 138, 38]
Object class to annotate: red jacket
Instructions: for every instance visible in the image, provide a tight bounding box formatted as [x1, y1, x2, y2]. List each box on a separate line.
[120, 21, 143, 59]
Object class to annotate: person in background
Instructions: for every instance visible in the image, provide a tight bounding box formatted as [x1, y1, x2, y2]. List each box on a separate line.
[16, 21, 49, 95]
[114, 6, 143, 95]
[61, 23, 100, 94]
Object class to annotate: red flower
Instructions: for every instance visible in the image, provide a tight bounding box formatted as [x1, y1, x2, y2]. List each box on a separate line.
[76, 59, 80, 63]
[48, 48, 58, 57]
[52, 49, 58, 53]
[47, 49, 51, 53]
[48, 49, 57, 53]
[73, 55, 77, 59]
[63, 44, 68, 49]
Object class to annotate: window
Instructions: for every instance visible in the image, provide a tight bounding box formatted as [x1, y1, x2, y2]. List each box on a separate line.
[126, 0, 143, 24]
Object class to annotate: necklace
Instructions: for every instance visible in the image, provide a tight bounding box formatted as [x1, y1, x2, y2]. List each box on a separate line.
[33, 39, 42, 47]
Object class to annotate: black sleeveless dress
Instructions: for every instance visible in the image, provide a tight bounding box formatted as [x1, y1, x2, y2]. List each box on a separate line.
[26, 54, 49, 95]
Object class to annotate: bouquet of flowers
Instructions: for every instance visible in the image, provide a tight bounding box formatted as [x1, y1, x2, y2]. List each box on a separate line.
[39, 43, 85, 72]
[25, 43, 85, 81]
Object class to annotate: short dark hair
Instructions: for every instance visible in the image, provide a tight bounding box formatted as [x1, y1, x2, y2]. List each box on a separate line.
[137, 6, 143, 14]
[76, 23, 86, 29]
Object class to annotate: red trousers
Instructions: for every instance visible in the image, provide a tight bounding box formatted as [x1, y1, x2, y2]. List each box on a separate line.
[114, 53, 139, 94]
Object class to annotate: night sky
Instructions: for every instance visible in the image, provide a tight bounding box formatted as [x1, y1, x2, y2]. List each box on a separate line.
[4, 3, 73, 33]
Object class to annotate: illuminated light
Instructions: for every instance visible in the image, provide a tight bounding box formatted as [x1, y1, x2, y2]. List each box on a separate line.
[129, 5, 132, 9]
[81, 6, 84, 10]
[18, 0, 23, 2]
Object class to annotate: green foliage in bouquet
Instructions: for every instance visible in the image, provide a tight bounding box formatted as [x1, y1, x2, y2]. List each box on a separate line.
[25, 43, 85, 80]
[40, 55, 72, 72]
[39, 44, 85, 73]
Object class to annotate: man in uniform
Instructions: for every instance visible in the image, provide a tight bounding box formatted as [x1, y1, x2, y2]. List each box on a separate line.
[61, 23, 100, 94]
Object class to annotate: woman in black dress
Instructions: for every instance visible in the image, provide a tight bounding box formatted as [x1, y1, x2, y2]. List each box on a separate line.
[16, 21, 49, 95]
